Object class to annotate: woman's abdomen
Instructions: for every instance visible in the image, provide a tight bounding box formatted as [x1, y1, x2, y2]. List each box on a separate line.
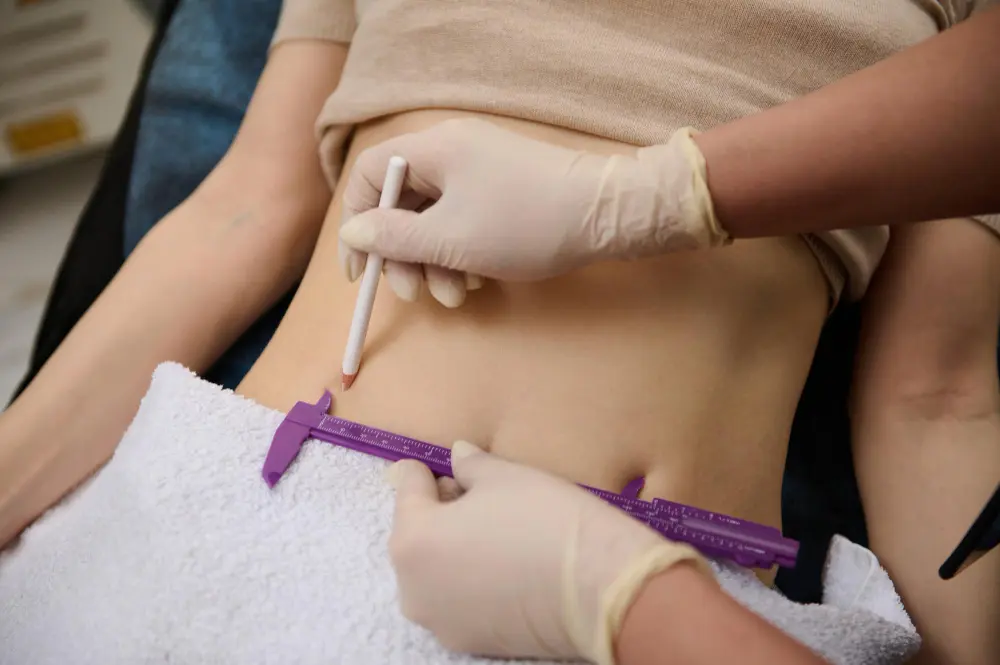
[238, 110, 828, 537]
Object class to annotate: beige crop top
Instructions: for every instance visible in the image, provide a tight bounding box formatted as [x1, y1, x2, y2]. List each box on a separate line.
[272, 0, 999, 303]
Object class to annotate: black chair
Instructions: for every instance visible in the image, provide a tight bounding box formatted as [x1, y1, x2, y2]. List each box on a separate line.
[10, 0, 866, 602]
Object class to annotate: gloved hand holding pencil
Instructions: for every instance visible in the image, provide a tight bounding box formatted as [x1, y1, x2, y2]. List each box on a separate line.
[338, 118, 729, 307]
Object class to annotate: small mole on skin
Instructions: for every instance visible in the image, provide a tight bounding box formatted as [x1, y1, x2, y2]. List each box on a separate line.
[230, 212, 254, 227]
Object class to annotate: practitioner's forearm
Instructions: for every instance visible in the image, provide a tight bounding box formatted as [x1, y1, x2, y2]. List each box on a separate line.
[696, 6, 1000, 236]
[0, 40, 347, 548]
[616, 563, 827, 665]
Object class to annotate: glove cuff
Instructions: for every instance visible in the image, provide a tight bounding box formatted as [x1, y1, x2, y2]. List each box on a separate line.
[592, 541, 713, 665]
[672, 127, 731, 248]
[624, 128, 731, 254]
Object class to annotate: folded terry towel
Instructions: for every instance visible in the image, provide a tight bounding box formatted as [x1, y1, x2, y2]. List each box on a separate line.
[0, 363, 920, 665]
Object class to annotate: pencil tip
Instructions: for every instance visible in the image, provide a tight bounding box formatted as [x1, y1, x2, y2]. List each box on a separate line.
[341, 373, 357, 391]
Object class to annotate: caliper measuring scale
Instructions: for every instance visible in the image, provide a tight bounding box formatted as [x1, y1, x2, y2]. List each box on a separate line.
[263, 391, 800, 570]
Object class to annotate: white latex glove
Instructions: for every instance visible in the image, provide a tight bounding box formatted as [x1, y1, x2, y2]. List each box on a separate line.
[339, 119, 730, 308]
[386, 440, 713, 665]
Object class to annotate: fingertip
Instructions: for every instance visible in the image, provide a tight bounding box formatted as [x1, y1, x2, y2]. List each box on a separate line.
[430, 283, 466, 309]
[465, 273, 485, 291]
[451, 440, 484, 461]
[349, 255, 366, 283]
[346, 251, 367, 283]
[388, 460, 441, 504]
[449, 441, 527, 490]
[384, 261, 423, 302]
[449, 441, 488, 488]
[385, 461, 403, 487]
[342, 158, 385, 220]
[339, 217, 378, 250]
[353, 133, 443, 201]
[436, 477, 463, 502]
[426, 267, 467, 308]
[337, 239, 363, 282]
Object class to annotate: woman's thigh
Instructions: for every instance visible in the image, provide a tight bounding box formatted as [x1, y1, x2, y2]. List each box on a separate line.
[125, 0, 288, 389]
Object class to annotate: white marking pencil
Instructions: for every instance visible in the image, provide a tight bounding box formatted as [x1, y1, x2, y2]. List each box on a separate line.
[340, 155, 408, 391]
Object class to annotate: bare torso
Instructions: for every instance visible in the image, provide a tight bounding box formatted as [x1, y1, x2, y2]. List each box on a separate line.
[238, 111, 828, 580]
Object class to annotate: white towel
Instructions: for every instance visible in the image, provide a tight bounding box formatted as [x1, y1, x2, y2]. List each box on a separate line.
[0, 363, 920, 665]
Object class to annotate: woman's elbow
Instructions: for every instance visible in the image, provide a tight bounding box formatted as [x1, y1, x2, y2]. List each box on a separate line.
[850, 218, 1000, 422]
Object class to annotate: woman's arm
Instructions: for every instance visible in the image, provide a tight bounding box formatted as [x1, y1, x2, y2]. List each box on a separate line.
[696, 5, 1000, 236]
[850, 219, 1000, 665]
[617, 564, 827, 665]
[0, 39, 348, 547]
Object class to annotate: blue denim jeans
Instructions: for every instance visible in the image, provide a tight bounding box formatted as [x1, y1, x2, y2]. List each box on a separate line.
[125, 0, 287, 389]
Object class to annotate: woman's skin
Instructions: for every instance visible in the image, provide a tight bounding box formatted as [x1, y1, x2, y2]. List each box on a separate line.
[238, 110, 830, 591]
[0, 40, 349, 547]
[0, 12, 995, 664]
[849, 219, 1000, 665]
[5, 7, 998, 554]
[379, 217, 1000, 665]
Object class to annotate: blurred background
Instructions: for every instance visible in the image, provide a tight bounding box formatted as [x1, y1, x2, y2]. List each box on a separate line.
[0, 0, 154, 403]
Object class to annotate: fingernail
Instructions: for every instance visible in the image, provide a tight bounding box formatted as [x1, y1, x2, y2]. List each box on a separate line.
[339, 218, 378, 249]
[429, 279, 466, 309]
[465, 273, 484, 291]
[385, 462, 402, 488]
[451, 440, 481, 461]
[386, 269, 421, 302]
[348, 254, 365, 282]
[337, 239, 362, 282]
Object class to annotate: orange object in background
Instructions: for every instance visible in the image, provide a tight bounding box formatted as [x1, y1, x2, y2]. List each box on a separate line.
[0, 0, 151, 174]
[4, 110, 84, 156]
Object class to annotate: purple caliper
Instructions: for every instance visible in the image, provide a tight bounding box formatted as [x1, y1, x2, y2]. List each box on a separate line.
[262, 391, 799, 570]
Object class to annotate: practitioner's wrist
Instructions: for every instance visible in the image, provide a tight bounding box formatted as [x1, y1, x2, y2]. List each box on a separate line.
[590, 128, 730, 265]
[614, 559, 713, 665]
[615, 548, 830, 665]
[591, 541, 714, 665]
[669, 127, 731, 247]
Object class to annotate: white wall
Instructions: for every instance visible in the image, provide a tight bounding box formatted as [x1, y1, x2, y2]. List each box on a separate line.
[0, 0, 152, 175]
